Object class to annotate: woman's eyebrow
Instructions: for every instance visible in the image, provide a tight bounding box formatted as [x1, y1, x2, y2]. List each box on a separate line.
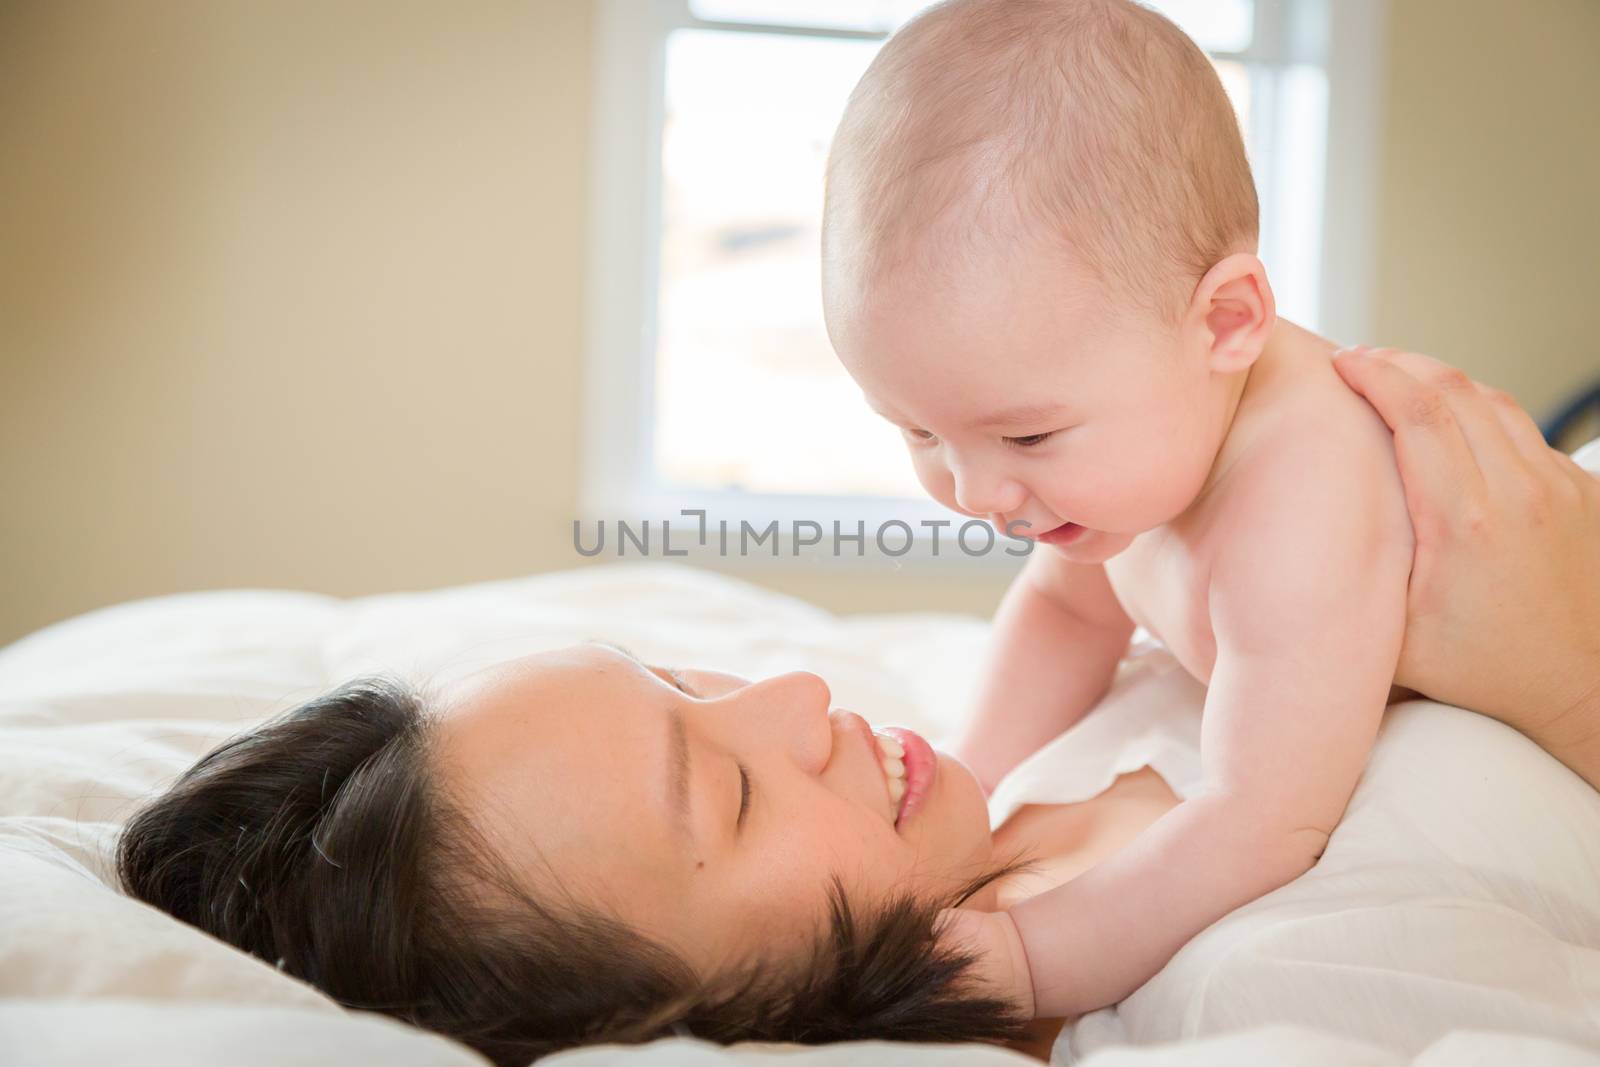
[665, 703, 694, 848]
[589, 638, 635, 658]
[588, 640, 699, 849]
[589, 640, 650, 670]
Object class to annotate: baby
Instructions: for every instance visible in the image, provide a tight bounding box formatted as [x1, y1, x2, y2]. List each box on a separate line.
[820, 0, 1414, 1019]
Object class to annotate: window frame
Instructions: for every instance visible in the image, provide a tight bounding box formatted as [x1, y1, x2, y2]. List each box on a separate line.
[580, 0, 1387, 568]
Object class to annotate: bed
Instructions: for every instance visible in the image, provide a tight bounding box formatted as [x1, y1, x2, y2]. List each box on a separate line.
[2, 561, 1597, 1065]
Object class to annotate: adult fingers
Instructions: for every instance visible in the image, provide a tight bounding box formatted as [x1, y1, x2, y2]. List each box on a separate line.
[1551, 438, 1600, 501]
[1332, 350, 1486, 537]
[1471, 379, 1554, 466]
[1469, 382, 1600, 510]
[1365, 350, 1532, 491]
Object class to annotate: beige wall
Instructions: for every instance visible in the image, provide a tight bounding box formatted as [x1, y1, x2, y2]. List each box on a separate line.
[1373, 0, 1600, 415]
[2, 0, 599, 644]
[2, 1, 1596, 646]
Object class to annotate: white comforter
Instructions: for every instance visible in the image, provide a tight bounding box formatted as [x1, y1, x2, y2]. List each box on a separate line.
[1, 562, 1597, 1066]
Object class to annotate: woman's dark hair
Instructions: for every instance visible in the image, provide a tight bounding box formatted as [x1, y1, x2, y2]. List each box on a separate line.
[116, 675, 1040, 1065]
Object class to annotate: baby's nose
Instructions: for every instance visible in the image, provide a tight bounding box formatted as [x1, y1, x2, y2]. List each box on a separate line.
[952, 469, 1022, 516]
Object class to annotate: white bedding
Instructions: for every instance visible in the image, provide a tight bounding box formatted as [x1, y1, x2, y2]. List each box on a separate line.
[2, 562, 1598, 1066]
[984, 644, 1600, 1059]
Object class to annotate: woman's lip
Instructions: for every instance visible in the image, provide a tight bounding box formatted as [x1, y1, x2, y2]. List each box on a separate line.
[878, 726, 936, 830]
[836, 709, 903, 825]
[1038, 521, 1086, 545]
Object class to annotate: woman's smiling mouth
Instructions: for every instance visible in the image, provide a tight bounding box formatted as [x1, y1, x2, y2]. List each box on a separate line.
[877, 726, 936, 829]
[833, 709, 937, 830]
[874, 731, 907, 812]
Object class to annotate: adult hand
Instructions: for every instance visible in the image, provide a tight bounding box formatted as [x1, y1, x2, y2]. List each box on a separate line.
[1332, 346, 1600, 790]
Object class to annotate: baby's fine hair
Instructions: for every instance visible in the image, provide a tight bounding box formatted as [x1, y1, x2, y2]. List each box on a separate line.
[824, 0, 1259, 327]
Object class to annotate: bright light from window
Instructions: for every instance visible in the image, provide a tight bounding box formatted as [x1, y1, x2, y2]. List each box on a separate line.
[688, 0, 1254, 52]
[656, 29, 921, 496]
[1146, 0, 1253, 53]
[689, 0, 927, 33]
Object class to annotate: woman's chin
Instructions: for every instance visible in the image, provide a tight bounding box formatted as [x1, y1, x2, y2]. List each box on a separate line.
[928, 750, 996, 851]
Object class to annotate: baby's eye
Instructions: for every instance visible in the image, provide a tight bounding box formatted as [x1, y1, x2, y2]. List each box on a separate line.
[1004, 432, 1055, 449]
[903, 427, 937, 444]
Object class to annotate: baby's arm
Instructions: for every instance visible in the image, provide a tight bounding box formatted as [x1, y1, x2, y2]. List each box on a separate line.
[1000, 445, 1411, 1018]
[951, 547, 1136, 795]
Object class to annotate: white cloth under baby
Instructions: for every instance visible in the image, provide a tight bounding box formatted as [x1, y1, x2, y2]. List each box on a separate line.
[987, 640, 1600, 1062]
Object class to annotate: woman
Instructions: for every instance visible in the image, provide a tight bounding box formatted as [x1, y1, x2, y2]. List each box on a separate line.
[116, 350, 1600, 1065]
[115, 642, 1059, 1064]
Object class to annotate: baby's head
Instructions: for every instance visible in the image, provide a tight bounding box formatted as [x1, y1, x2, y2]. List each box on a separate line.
[823, 0, 1274, 562]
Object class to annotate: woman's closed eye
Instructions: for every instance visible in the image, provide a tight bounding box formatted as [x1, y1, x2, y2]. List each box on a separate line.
[735, 760, 752, 832]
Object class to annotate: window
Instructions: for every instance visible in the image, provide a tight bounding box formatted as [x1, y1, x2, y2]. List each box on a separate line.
[582, 0, 1385, 555]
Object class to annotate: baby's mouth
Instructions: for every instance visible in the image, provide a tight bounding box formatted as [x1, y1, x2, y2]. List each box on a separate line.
[1037, 521, 1087, 545]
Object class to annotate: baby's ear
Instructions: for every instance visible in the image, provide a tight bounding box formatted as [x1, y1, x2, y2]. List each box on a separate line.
[1191, 252, 1275, 373]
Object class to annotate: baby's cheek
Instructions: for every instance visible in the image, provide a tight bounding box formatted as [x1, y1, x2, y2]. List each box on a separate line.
[911, 453, 959, 508]
[1102, 446, 1204, 516]
[1033, 459, 1104, 510]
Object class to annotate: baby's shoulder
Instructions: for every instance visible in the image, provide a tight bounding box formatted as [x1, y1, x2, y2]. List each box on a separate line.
[1209, 358, 1411, 552]
[1236, 355, 1401, 489]
[1270, 345, 1396, 441]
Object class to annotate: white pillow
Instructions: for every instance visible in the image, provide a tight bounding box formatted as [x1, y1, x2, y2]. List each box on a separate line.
[1101, 700, 1600, 1054]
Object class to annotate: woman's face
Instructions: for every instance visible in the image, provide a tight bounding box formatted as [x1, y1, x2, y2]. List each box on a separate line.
[430, 643, 996, 977]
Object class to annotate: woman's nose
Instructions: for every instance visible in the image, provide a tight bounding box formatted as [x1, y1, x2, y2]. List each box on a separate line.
[720, 670, 834, 775]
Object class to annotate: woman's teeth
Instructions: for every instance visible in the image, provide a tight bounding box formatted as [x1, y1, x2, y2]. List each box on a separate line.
[875, 732, 907, 808]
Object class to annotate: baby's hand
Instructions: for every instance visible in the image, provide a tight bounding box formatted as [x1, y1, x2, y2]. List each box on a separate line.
[933, 907, 1036, 1019]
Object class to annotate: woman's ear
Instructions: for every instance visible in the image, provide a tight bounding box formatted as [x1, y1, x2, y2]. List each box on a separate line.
[1187, 252, 1276, 374]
